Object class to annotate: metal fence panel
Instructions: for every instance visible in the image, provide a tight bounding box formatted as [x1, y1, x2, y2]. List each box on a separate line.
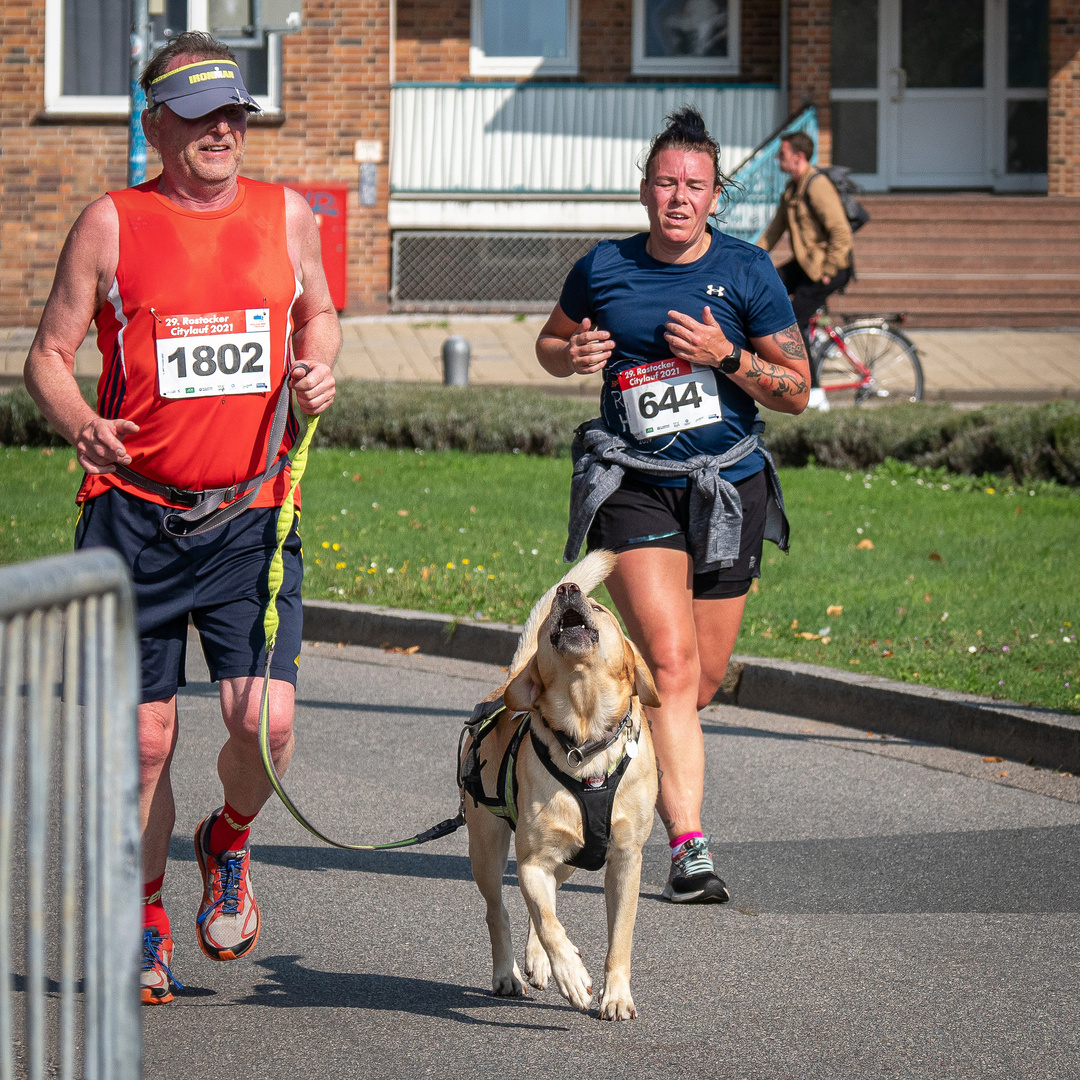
[390, 230, 629, 312]
[0, 550, 141, 1080]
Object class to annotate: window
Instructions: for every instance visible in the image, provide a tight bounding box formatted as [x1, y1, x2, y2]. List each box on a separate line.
[470, 0, 579, 77]
[632, 0, 740, 77]
[45, 0, 280, 116]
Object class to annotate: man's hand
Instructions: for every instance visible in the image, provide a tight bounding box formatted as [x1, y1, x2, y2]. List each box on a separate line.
[664, 306, 732, 368]
[290, 361, 335, 416]
[566, 317, 614, 375]
[75, 417, 139, 474]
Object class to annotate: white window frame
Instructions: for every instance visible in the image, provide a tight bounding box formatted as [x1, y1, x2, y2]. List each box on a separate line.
[469, 0, 580, 78]
[631, 0, 740, 77]
[43, 0, 281, 116]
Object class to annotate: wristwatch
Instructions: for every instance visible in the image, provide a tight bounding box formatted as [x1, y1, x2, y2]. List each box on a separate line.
[718, 346, 742, 374]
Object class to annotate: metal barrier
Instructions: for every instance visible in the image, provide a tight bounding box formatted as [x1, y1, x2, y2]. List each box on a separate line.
[716, 105, 819, 243]
[0, 550, 141, 1080]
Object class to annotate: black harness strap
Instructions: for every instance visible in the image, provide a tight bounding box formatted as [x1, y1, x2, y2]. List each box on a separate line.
[459, 698, 530, 829]
[529, 732, 633, 872]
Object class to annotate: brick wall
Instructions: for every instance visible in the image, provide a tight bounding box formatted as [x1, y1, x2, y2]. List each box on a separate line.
[787, 0, 831, 164]
[0, 0, 392, 328]
[1049, 0, 1080, 197]
[396, 0, 781, 84]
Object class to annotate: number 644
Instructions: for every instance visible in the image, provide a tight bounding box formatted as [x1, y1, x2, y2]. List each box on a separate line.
[637, 380, 702, 418]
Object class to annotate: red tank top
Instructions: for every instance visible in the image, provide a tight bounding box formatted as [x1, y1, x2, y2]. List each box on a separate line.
[79, 176, 301, 508]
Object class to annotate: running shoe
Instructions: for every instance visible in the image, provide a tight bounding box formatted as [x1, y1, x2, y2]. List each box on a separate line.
[141, 927, 182, 1005]
[194, 810, 261, 961]
[662, 836, 731, 904]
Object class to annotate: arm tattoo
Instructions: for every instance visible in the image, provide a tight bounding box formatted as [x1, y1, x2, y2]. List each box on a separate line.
[773, 323, 809, 363]
[747, 351, 808, 399]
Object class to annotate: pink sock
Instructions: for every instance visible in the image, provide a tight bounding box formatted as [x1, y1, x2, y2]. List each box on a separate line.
[670, 831, 704, 851]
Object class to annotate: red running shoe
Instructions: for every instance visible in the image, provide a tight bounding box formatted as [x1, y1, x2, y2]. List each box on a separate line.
[194, 810, 261, 961]
[141, 927, 181, 1004]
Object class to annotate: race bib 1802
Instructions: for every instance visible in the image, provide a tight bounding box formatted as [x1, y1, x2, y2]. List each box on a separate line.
[617, 358, 721, 441]
[155, 309, 272, 399]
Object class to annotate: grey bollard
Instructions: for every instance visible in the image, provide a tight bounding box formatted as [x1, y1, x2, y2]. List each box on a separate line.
[442, 335, 470, 386]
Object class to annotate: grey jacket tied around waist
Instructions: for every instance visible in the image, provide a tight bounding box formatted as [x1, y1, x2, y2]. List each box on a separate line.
[564, 418, 790, 572]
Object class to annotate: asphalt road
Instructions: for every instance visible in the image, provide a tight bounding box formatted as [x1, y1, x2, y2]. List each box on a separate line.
[143, 639, 1080, 1080]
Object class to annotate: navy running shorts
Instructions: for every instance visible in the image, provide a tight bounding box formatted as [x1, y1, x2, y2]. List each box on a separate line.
[74, 486, 303, 704]
[586, 467, 767, 600]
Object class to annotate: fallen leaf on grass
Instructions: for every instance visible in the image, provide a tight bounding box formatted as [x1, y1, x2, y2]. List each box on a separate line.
[929, 551, 943, 562]
[882, 649, 894, 657]
[796, 631, 821, 640]
[924, 593, 932, 602]
[397, 509, 409, 517]
[40, 447, 53, 456]
[826, 605, 843, 616]
[1015, 506, 1022, 515]
[352, 473, 362, 482]
[856, 538, 874, 549]
[67, 458, 78, 472]
[790, 619, 799, 629]
[849, 658, 860, 665]
[983, 756, 1004, 763]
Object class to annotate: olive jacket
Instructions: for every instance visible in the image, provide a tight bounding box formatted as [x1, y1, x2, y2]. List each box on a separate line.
[757, 167, 853, 282]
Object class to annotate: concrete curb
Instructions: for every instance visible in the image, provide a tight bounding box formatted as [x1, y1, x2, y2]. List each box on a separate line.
[303, 599, 1080, 773]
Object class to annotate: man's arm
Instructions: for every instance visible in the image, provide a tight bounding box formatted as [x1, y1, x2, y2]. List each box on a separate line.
[805, 175, 853, 281]
[756, 201, 787, 252]
[284, 188, 339, 416]
[23, 197, 140, 473]
[664, 308, 809, 415]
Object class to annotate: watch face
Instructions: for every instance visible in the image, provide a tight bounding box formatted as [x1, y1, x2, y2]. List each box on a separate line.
[720, 352, 740, 373]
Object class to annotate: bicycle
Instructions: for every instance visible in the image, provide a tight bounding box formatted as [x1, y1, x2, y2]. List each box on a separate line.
[807, 308, 924, 406]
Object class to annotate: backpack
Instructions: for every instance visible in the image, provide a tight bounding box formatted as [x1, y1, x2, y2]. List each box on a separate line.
[809, 166, 871, 233]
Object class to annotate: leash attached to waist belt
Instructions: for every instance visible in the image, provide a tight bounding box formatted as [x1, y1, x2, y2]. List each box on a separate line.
[256, 378, 464, 851]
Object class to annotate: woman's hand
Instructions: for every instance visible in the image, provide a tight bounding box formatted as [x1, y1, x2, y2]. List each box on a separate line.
[567, 317, 614, 375]
[664, 307, 731, 367]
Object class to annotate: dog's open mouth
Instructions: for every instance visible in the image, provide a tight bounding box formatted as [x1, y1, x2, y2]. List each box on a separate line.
[549, 583, 599, 654]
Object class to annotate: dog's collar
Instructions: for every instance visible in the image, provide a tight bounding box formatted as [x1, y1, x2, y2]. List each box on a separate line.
[539, 702, 635, 769]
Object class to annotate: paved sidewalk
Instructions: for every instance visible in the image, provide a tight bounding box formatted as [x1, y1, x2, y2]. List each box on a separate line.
[2, 317, 1078, 403]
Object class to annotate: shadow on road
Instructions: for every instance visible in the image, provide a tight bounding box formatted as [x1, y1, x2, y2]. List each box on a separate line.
[241, 954, 571, 1028]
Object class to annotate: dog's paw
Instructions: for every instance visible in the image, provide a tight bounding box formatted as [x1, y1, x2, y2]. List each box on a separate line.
[549, 951, 593, 1012]
[492, 963, 527, 997]
[598, 990, 637, 1021]
[524, 938, 551, 989]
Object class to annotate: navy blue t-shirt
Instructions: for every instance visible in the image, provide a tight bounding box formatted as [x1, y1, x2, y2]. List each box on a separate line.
[559, 228, 796, 484]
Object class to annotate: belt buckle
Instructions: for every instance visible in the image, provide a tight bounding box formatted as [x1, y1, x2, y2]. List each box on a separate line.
[167, 486, 202, 509]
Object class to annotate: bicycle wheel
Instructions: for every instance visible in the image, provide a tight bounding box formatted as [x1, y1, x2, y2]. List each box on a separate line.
[815, 324, 923, 406]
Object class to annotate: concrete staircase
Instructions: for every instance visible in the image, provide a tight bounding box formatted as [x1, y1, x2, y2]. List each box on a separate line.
[830, 195, 1080, 329]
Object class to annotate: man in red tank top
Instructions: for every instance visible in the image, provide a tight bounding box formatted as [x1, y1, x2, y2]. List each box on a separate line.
[24, 32, 340, 1005]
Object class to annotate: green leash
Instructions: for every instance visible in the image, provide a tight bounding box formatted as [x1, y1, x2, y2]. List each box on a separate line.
[256, 388, 464, 851]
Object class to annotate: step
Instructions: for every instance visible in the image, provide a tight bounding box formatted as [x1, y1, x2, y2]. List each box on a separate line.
[851, 253, 1080, 273]
[857, 196, 1080, 223]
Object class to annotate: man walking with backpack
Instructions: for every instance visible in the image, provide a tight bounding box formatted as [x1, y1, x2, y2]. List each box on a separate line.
[757, 130, 853, 411]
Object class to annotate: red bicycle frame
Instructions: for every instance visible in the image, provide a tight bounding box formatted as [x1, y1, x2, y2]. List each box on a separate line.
[807, 311, 873, 393]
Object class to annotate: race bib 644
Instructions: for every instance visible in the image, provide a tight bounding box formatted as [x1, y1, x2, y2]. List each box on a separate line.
[617, 358, 721, 440]
[155, 309, 272, 399]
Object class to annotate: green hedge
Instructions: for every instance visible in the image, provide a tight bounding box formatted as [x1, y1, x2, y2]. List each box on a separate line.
[3, 378, 1079, 484]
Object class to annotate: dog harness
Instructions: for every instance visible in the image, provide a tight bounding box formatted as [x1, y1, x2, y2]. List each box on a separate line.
[458, 697, 638, 871]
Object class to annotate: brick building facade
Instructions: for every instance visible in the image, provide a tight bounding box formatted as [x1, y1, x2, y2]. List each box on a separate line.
[1, 0, 1077, 325]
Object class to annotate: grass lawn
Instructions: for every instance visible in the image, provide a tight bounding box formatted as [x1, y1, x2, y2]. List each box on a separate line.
[2, 443, 1077, 714]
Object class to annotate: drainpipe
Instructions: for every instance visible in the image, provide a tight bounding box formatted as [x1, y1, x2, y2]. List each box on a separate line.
[388, 0, 396, 183]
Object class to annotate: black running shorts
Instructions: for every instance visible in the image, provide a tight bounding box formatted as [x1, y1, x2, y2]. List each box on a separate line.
[586, 468, 767, 600]
[75, 486, 303, 703]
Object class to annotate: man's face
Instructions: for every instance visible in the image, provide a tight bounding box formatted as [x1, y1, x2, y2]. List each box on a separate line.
[144, 59, 248, 190]
[639, 148, 721, 249]
[776, 140, 805, 177]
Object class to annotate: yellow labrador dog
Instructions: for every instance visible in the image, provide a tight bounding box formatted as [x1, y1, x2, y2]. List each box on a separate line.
[459, 550, 659, 1021]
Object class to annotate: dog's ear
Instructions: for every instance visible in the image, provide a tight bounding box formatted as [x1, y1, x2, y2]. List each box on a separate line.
[504, 655, 543, 712]
[624, 639, 661, 708]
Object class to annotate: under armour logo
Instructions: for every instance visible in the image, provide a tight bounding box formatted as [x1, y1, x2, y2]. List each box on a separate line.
[705, 285, 725, 297]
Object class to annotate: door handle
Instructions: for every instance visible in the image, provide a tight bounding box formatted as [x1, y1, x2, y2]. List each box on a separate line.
[890, 66, 907, 103]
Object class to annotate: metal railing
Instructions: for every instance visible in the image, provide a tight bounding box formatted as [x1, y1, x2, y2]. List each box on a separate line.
[716, 104, 819, 242]
[0, 550, 141, 1080]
